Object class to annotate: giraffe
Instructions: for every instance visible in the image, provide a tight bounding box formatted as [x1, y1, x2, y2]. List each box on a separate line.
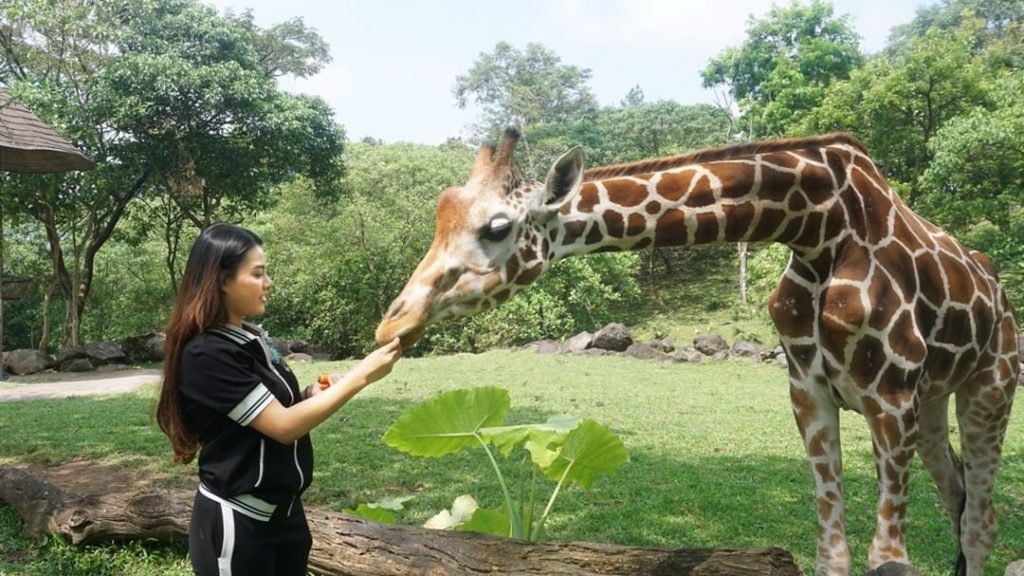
[375, 129, 1019, 576]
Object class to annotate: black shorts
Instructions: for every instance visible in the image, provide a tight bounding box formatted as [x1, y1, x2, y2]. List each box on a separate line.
[189, 490, 312, 576]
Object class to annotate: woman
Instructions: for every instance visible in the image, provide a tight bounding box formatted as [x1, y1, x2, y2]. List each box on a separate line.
[157, 223, 401, 575]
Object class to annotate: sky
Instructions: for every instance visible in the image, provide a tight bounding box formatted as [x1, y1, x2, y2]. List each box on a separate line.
[203, 0, 931, 145]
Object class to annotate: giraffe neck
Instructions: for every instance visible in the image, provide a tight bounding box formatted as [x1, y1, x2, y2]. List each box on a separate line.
[549, 147, 855, 261]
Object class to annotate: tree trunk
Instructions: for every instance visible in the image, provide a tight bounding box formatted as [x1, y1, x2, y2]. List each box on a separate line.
[737, 242, 749, 307]
[38, 279, 54, 353]
[0, 198, 5, 373]
[0, 463, 801, 576]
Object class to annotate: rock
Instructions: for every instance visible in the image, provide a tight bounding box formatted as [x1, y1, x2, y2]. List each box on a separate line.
[269, 337, 291, 357]
[730, 340, 760, 358]
[63, 358, 96, 372]
[580, 348, 608, 357]
[1005, 560, 1024, 576]
[4, 349, 54, 375]
[57, 342, 126, 369]
[564, 332, 593, 352]
[287, 339, 310, 354]
[711, 350, 730, 361]
[863, 561, 922, 576]
[535, 340, 563, 354]
[285, 353, 313, 363]
[121, 332, 166, 363]
[647, 338, 676, 354]
[775, 354, 789, 369]
[671, 348, 704, 363]
[693, 334, 728, 356]
[592, 323, 633, 352]
[624, 343, 667, 361]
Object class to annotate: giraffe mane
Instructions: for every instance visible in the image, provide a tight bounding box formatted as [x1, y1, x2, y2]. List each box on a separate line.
[582, 132, 868, 181]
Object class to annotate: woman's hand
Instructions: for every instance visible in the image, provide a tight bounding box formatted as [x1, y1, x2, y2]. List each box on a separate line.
[254, 338, 404, 443]
[350, 337, 402, 387]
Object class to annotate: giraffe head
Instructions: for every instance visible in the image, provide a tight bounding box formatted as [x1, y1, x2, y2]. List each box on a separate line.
[375, 128, 584, 347]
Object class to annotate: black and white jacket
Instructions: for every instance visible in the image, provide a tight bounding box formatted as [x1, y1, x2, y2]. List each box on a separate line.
[180, 321, 313, 521]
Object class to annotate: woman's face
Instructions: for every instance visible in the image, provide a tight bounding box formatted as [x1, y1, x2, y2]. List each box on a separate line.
[223, 246, 272, 324]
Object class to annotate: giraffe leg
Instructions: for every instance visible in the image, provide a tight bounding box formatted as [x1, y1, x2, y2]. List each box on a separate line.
[954, 374, 1015, 576]
[790, 381, 850, 576]
[862, 392, 919, 570]
[916, 397, 965, 554]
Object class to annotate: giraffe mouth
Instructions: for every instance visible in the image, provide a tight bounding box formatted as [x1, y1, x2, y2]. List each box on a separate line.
[376, 316, 426, 348]
[396, 325, 425, 349]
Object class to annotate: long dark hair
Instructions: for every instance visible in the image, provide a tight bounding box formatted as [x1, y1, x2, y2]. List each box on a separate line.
[157, 223, 263, 463]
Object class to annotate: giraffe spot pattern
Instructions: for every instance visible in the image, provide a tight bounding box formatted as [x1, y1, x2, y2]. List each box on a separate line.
[655, 170, 695, 202]
[576, 185, 600, 213]
[603, 210, 625, 239]
[654, 209, 686, 246]
[693, 212, 720, 244]
[707, 162, 757, 199]
[627, 213, 647, 236]
[605, 179, 648, 207]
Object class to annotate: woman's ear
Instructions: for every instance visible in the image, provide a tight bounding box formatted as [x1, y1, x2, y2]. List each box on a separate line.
[543, 146, 584, 205]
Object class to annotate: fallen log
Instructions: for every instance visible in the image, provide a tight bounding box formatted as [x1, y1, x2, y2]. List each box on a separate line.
[0, 462, 801, 576]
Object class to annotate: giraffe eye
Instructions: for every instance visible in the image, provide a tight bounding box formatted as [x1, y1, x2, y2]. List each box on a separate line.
[482, 216, 512, 242]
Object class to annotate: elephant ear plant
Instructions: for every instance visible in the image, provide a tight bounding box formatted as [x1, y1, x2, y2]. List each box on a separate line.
[378, 386, 629, 541]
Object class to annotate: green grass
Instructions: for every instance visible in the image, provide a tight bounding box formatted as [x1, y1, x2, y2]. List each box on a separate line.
[0, 350, 1021, 575]
[619, 246, 782, 347]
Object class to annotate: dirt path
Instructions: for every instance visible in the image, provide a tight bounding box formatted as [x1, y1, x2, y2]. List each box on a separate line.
[0, 369, 162, 402]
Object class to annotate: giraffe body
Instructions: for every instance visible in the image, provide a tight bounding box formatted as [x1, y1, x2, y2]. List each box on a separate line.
[376, 131, 1019, 576]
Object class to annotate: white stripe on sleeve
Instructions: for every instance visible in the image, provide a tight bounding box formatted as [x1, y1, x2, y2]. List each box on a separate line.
[227, 383, 274, 426]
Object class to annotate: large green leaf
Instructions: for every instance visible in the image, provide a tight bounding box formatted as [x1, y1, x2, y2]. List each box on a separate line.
[341, 495, 413, 524]
[342, 504, 396, 524]
[383, 387, 510, 457]
[481, 414, 581, 456]
[540, 419, 629, 489]
[458, 506, 512, 538]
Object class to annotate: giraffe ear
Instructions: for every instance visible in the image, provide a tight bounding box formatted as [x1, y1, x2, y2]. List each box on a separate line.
[543, 146, 584, 204]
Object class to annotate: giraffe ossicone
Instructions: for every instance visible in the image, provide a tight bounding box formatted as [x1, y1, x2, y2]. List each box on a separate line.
[375, 129, 1019, 576]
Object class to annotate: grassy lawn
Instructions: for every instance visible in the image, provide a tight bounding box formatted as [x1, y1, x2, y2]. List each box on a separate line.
[0, 350, 1021, 575]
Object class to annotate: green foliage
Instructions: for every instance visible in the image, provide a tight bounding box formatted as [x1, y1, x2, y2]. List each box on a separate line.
[0, 0, 344, 347]
[383, 386, 628, 541]
[252, 141, 471, 356]
[701, 0, 863, 138]
[522, 101, 733, 177]
[800, 16, 991, 203]
[79, 233, 176, 344]
[917, 70, 1024, 308]
[919, 70, 1023, 234]
[745, 244, 791, 308]
[424, 253, 642, 354]
[453, 42, 599, 138]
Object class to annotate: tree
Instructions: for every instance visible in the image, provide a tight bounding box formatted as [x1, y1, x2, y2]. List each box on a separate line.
[919, 70, 1024, 306]
[453, 42, 599, 141]
[800, 16, 991, 205]
[701, 0, 863, 139]
[0, 0, 345, 347]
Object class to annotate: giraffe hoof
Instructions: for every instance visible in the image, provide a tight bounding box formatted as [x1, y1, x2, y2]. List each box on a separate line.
[863, 562, 921, 576]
